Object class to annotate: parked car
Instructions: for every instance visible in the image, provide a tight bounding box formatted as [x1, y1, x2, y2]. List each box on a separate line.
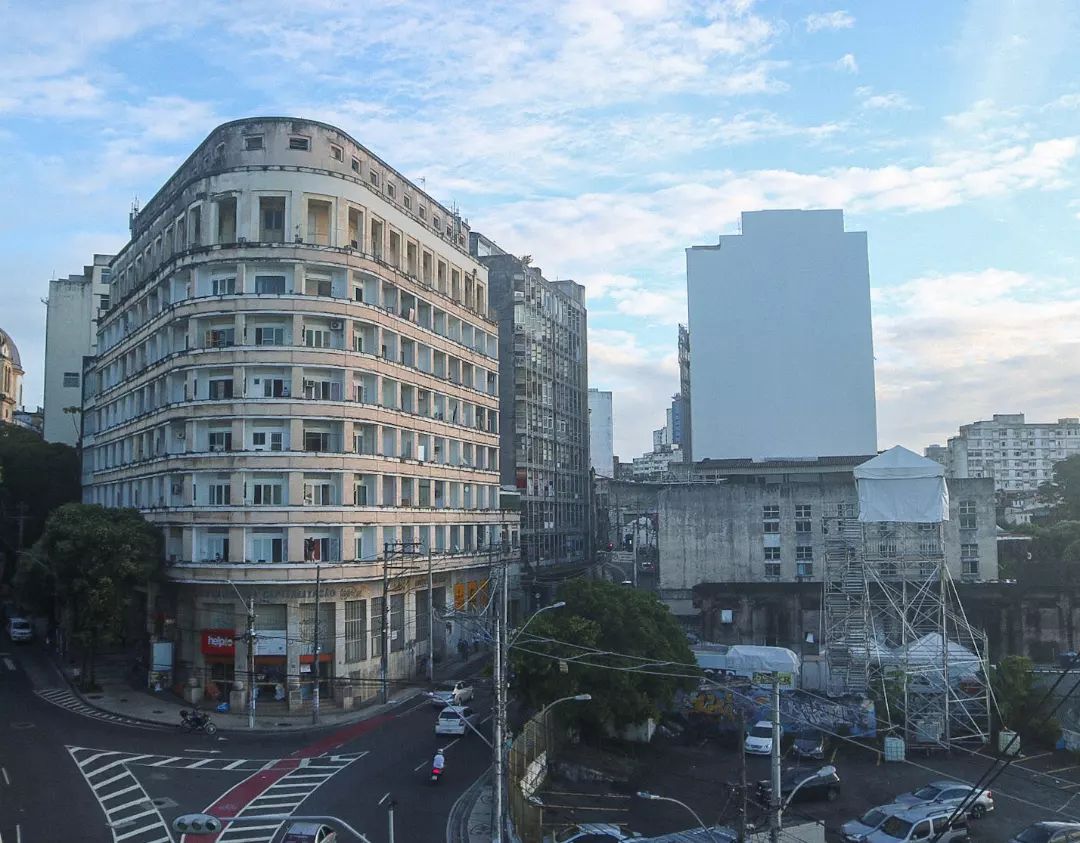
[842, 804, 916, 843]
[792, 728, 828, 760]
[434, 705, 478, 737]
[894, 780, 994, 818]
[552, 824, 641, 842]
[867, 803, 969, 843]
[757, 765, 840, 804]
[6, 617, 32, 643]
[428, 679, 474, 707]
[1010, 822, 1080, 843]
[744, 720, 780, 755]
[281, 821, 338, 843]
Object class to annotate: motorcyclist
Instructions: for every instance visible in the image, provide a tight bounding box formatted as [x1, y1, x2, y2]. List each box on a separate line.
[433, 748, 446, 771]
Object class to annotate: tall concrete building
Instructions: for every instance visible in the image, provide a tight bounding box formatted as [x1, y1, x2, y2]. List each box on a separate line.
[588, 388, 614, 478]
[81, 118, 515, 708]
[0, 329, 23, 425]
[677, 324, 691, 462]
[44, 254, 114, 445]
[686, 210, 877, 460]
[470, 233, 590, 570]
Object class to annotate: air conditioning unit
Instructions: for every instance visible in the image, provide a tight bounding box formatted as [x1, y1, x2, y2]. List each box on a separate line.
[210, 444, 223, 453]
[175, 430, 186, 439]
[330, 321, 343, 330]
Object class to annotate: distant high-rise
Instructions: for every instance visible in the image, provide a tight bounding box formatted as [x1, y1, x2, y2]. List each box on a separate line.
[686, 210, 877, 460]
[588, 388, 614, 478]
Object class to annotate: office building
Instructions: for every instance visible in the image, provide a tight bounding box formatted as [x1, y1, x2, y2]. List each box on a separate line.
[0, 329, 23, 425]
[686, 210, 877, 460]
[44, 254, 114, 445]
[588, 388, 614, 478]
[81, 118, 515, 708]
[677, 324, 692, 462]
[471, 233, 590, 570]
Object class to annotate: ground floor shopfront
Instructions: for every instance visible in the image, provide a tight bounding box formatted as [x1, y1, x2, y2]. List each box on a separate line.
[168, 561, 495, 711]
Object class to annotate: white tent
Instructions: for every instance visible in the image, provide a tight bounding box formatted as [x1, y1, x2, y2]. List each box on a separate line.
[854, 445, 949, 523]
[899, 633, 981, 671]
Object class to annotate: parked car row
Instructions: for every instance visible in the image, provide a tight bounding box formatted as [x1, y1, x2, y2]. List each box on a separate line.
[840, 779, 995, 843]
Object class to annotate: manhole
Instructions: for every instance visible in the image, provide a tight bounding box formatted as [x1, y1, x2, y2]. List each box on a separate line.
[152, 797, 178, 809]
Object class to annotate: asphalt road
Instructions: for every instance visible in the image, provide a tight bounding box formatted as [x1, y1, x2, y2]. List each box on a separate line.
[0, 642, 493, 843]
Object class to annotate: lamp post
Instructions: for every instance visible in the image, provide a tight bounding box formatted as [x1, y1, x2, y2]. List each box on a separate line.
[636, 791, 718, 843]
[780, 765, 837, 814]
[536, 693, 591, 720]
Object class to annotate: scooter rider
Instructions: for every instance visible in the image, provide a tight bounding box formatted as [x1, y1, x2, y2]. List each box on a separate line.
[433, 748, 446, 771]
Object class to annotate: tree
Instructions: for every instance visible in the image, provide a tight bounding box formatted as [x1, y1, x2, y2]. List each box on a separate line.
[1031, 521, 1080, 563]
[1038, 455, 1080, 523]
[510, 579, 697, 738]
[0, 424, 81, 583]
[991, 655, 1060, 747]
[17, 503, 162, 688]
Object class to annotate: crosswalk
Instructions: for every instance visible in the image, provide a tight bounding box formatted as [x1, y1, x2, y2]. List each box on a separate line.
[36, 688, 169, 730]
[67, 746, 367, 843]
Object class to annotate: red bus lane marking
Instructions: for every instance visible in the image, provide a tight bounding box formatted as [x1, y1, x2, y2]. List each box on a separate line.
[191, 713, 397, 842]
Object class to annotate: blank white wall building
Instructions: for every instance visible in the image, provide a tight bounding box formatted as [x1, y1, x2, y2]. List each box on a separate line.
[588, 388, 614, 477]
[686, 209, 877, 461]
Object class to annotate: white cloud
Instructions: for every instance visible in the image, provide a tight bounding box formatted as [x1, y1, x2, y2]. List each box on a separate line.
[805, 10, 855, 32]
[856, 86, 913, 111]
[835, 53, 859, 73]
[873, 269, 1080, 448]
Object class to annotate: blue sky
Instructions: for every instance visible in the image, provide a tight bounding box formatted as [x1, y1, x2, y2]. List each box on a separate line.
[2, 0, 1078, 458]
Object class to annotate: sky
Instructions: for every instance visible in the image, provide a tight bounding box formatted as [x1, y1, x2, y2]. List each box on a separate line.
[1, 0, 1078, 459]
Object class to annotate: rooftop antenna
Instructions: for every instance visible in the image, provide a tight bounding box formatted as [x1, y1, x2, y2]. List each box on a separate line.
[129, 197, 140, 235]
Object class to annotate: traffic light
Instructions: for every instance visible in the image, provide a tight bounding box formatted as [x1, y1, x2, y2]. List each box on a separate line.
[173, 814, 223, 835]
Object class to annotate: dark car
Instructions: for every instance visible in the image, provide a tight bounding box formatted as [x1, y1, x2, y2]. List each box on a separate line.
[757, 765, 840, 804]
[792, 728, 827, 760]
[1009, 822, 1080, 843]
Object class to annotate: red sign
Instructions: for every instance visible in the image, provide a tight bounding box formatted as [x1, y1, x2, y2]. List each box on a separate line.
[201, 628, 236, 656]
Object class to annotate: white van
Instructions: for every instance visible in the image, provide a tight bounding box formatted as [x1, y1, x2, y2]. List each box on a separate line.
[867, 804, 969, 843]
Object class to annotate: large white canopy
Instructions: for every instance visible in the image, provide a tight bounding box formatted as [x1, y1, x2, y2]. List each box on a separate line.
[854, 445, 949, 523]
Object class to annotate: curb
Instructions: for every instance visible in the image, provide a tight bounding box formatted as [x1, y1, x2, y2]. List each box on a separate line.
[447, 765, 492, 843]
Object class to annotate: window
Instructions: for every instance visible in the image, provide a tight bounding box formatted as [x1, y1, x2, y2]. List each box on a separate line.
[795, 504, 811, 519]
[208, 431, 232, 452]
[796, 546, 813, 561]
[303, 380, 342, 401]
[212, 276, 236, 295]
[244, 135, 264, 151]
[304, 430, 331, 452]
[207, 484, 231, 505]
[353, 483, 368, 506]
[99, 295, 110, 311]
[289, 136, 310, 151]
[252, 431, 283, 451]
[369, 170, 380, 187]
[962, 553, 981, 574]
[251, 482, 283, 505]
[305, 328, 332, 348]
[371, 597, 384, 657]
[251, 535, 283, 563]
[205, 328, 235, 348]
[959, 499, 977, 529]
[390, 593, 405, 652]
[259, 198, 286, 243]
[796, 517, 812, 533]
[764, 562, 781, 578]
[404, 195, 411, 210]
[254, 274, 286, 294]
[345, 600, 366, 662]
[254, 326, 284, 345]
[878, 540, 898, 558]
[303, 537, 332, 561]
[304, 483, 333, 505]
[63, 372, 80, 388]
[419, 206, 426, 220]
[351, 157, 360, 173]
[433, 214, 440, 229]
[208, 379, 234, 399]
[796, 561, 813, 577]
[764, 546, 781, 560]
[763, 503, 780, 534]
[260, 378, 287, 398]
[329, 144, 343, 161]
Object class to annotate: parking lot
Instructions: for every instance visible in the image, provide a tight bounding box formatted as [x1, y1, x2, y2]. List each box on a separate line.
[537, 732, 1080, 841]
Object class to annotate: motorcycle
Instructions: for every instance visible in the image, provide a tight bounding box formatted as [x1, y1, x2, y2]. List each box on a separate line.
[180, 708, 218, 735]
[430, 766, 443, 784]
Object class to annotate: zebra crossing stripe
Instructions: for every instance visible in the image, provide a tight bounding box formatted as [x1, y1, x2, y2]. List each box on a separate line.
[36, 689, 168, 730]
[67, 747, 172, 843]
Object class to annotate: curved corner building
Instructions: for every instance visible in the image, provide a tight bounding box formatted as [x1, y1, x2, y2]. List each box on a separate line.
[82, 118, 513, 708]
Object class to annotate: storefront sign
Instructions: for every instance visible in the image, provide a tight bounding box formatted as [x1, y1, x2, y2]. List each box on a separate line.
[201, 629, 236, 656]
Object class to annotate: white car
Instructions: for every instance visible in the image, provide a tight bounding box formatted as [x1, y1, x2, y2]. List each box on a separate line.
[744, 720, 780, 755]
[894, 780, 994, 819]
[842, 804, 914, 843]
[281, 822, 338, 843]
[552, 824, 642, 842]
[429, 679, 474, 707]
[435, 705, 478, 737]
[6, 617, 32, 643]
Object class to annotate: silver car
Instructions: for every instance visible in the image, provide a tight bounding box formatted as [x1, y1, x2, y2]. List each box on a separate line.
[428, 679, 474, 707]
[894, 780, 993, 819]
[842, 803, 914, 842]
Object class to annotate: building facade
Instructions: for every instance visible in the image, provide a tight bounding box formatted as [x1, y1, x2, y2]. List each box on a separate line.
[587, 388, 614, 478]
[81, 118, 515, 707]
[936, 413, 1080, 494]
[686, 210, 877, 461]
[0, 329, 23, 424]
[677, 324, 691, 462]
[470, 234, 590, 570]
[44, 254, 114, 445]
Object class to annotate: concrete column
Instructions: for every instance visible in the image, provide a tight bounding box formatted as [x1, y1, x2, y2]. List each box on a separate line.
[288, 418, 304, 450]
[287, 526, 305, 563]
[237, 261, 250, 293]
[229, 526, 245, 563]
[288, 471, 304, 508]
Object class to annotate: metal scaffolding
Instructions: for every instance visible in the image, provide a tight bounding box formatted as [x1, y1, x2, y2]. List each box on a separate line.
[824, 508, 991, 747]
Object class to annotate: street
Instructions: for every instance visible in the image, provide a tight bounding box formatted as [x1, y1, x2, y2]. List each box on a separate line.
[0, 644, 493, 843]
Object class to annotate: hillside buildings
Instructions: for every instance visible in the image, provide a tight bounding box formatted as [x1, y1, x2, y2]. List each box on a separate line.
[588, 388, 613, 478]
[686, 210, 877, 461]
[470, 234, 590, 572]
[0, 329, 23, 425]
[81, 117, 516, 708]
[43, 254, 114, 445]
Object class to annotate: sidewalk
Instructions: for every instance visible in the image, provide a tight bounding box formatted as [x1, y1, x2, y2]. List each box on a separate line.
[54, 648, 490, 733]
[447, 767, 494, 843]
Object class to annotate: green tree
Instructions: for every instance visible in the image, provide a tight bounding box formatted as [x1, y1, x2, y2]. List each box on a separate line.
[0, 424, 81, 582]
[510, 579, 698, 738]
[1038, 455, 1080, 523]
[991, 655, 1060, 747]
[16, 503, 162, 688]
[1029, 521, 1080, 563]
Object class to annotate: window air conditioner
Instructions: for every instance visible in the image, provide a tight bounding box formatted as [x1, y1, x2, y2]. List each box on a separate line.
[330, 321, 343, 330]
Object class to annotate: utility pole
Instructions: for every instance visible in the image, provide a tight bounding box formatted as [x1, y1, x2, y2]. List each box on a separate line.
[769, 677, 781, 843]
[493, 557, 506, 843]
[387, 797, 396, 843]
[381, 543, 390, 704]
[246, 597, 256, 730]
[312, 564, 321, 725]
[427, 546, 434, 683]
[738, 713, 748, 843]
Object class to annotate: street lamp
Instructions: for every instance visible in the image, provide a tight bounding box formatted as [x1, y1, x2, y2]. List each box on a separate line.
[636, 791, 718, 843]
[780, 765, 836, 813]
[536, 693, 592, 720]
[509, 600, 565, 646]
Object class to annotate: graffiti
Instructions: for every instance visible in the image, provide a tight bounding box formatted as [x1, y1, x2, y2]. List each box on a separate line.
[684, 686, 876, 737]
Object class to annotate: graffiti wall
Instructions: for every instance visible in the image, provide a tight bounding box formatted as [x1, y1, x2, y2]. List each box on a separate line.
[686, 686, 876, 738]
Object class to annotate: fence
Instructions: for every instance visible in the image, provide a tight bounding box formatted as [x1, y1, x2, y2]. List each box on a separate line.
[508, 708, 558, 843]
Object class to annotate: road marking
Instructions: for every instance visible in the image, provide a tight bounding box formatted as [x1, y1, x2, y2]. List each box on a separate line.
[36, 689, 168, 731]
[2, 657, 14, 671]
[2, 767, 9, 785]
[185, 749, 223, 754]
[379, 791, 392, 805]
[15, 825, 20, 843]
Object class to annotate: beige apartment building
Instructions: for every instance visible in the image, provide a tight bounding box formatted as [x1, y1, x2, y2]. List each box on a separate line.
[81, 118, 516, 708]
[0, 328, 23, 424]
